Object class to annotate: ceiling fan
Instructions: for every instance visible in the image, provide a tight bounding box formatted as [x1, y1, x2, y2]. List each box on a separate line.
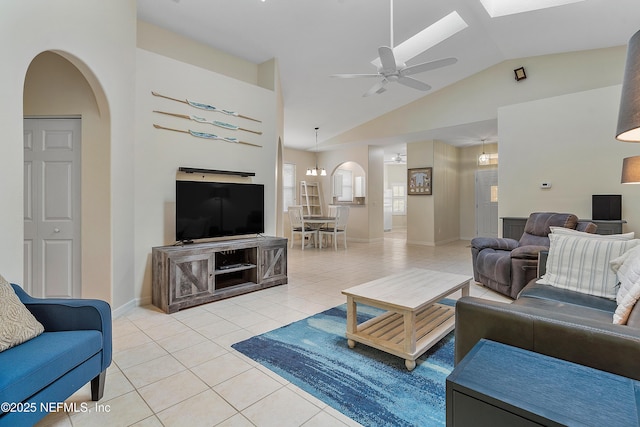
[330, 0, 459, 97]
[385, 153, 407, 164]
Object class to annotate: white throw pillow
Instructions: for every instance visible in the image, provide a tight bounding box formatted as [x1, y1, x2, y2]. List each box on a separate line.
[610, 244, 640, 304]
[613, 281, 640, 324]
[0, 275, 44, 352]
[537, 234, 640, 300]
[549, 226, 635, 240]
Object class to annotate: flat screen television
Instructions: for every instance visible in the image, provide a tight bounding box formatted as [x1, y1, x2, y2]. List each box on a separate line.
[176, 181, 264, 242]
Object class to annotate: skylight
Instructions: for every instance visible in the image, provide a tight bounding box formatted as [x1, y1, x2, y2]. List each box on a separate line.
[479, 0, 586, 18]
[371, 11, 468, 68]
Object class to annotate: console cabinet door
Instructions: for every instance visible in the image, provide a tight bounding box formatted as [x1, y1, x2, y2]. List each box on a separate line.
[168, 251, 215, 307]
[259, 242, 287, 286]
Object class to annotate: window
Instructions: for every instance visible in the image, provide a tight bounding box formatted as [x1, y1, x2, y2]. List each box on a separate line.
[391, 184, 406, 214]
[334, 169, 353, 202]
[283, 163, 295, 212]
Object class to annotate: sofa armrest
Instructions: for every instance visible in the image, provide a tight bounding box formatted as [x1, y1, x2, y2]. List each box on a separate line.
[471, 237, 519, 251]
[455, 296, 640, 381]
[11, 284, 112, 371]
[510, 245, 549, 260]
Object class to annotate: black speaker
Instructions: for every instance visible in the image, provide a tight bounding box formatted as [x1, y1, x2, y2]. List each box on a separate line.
[592, 195, 622, 220]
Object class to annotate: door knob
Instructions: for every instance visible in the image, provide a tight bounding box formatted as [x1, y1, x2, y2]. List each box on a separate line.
[54, 228, 60, 233]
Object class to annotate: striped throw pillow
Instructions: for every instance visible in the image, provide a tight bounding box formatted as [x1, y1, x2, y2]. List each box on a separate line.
[537, 234, 640, 300]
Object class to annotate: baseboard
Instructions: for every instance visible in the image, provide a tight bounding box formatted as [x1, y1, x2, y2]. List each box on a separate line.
[112, 295, 153, 319]
[406, 237, 462, 247]
[406, 239, 436, 246]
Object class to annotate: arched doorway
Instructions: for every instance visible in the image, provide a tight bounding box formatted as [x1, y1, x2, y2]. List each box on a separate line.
[23, 51, 111, 301]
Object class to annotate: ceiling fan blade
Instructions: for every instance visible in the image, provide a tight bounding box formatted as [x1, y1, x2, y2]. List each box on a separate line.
[401, 57, 458, 76]
[330, 73, 380, 79]
[363, 79, 388, 97]
[397, 76, 431, 91]
[378, 46, 397, 73]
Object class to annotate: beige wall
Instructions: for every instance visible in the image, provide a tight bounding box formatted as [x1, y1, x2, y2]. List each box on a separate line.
[23, 52, 111, 301]
[434, 141, 460, 245]
[318, 146, 382, 242]
[406, 140, 461, 245]
[0, 0, 136, 311]
[284, 144, 385, 243]
[137, 21, 259, 87]
[499, 85, 640, 236]
[134, 49, 279, 305]
[407, 141, 436, 245]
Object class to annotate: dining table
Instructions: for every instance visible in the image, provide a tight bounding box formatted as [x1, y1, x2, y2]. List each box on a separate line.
[302, 216, 336, 248]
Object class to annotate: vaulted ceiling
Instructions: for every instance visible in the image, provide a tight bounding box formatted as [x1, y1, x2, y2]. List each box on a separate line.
[138, 0, 640, 154]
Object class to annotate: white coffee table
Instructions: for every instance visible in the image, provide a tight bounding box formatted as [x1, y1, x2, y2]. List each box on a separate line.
[341, 268, 471, 370]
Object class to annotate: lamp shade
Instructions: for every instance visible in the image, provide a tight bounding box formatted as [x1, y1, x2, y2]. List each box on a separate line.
[621, 156, 640, 183]
[617, 29, 640, 141]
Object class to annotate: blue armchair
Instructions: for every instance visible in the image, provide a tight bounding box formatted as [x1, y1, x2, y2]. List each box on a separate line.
[0, 284, 112, 427]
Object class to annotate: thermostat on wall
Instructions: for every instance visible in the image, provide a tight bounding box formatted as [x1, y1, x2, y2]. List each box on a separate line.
[540, 182, 552, 189]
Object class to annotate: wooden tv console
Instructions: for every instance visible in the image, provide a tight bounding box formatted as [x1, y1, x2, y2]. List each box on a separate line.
[152, 236, 287, 313]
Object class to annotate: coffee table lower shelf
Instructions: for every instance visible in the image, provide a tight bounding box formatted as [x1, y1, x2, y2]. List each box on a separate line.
[346, 303, 455, 371]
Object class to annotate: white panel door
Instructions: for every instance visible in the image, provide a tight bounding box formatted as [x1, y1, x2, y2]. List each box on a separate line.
[24, 118, 81, 298]
[475, 169, 499, 238]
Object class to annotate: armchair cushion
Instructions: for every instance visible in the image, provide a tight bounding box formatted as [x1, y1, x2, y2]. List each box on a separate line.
[510, 245, 549, 260]
[0, 276, 43, 352]
[471, 237, 519, 252]
[518, 212, 578, 247]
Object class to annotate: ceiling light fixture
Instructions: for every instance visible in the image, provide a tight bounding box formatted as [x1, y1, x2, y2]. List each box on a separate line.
[306, 127, 326, 176]
[478, 139, 498, 166]
[478, 139, 489, 165]
[371, 11, 468, 68]
[479, 0, 585, 18]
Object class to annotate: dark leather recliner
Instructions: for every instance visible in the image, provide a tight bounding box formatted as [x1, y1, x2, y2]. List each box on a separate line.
[471, 212, 597, 299]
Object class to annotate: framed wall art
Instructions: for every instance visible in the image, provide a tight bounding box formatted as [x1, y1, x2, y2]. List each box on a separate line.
[408, 167, 432, 195]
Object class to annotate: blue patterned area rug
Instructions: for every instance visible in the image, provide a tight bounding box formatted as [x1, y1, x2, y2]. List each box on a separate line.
[231, 303, 454, 427]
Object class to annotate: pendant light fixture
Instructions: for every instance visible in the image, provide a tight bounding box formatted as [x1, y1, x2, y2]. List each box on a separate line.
[478, 139, 489, 165]
[306, 127, 326, 176]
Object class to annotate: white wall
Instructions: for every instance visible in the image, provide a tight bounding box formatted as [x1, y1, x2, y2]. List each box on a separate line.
[499, 85, 640, 235]
[134, 49, 278, 304]
[0, 0, 136, 310]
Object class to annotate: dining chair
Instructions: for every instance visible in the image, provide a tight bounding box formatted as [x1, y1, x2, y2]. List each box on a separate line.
[319, 206, 349, 250]
[327, 204, 338, 217]
[288, 205, 317, 250]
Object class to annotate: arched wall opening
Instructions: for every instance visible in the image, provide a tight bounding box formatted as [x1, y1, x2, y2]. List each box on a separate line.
[23, 50, 112, 303]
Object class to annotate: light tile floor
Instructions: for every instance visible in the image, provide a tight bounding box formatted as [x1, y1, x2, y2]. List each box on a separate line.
[36, 232, 510, 427]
